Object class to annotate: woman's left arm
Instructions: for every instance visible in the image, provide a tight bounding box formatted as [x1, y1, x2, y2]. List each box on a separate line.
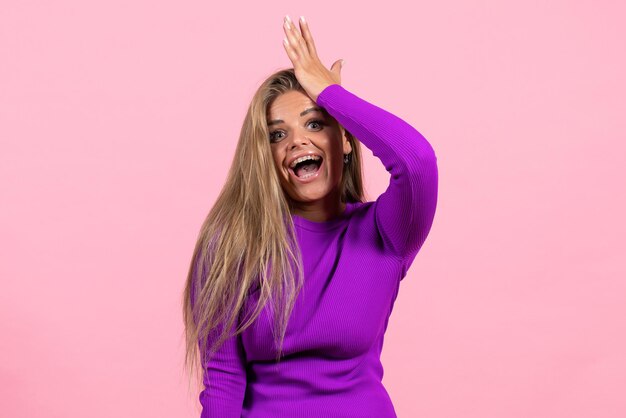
[282, 16, 438, 276]
[316, 84, 439, 268]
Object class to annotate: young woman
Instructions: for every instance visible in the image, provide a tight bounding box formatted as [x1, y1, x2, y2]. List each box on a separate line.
[182, 15, 439, 417]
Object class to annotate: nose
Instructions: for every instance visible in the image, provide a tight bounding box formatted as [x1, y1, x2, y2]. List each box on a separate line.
[288, 129, 312, 149]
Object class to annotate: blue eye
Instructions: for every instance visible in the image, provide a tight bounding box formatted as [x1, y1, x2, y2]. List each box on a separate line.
[269, 131, 285, 142]
[308, 120, 323, 129]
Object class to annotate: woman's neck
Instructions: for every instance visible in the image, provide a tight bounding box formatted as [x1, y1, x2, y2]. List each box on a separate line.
[290, 194, 346, 223]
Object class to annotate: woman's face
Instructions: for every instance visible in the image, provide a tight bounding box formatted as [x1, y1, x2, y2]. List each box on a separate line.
[267, 90, 352, 216]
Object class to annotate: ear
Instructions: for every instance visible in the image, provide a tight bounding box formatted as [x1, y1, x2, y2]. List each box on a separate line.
[341, 128, 352, 155]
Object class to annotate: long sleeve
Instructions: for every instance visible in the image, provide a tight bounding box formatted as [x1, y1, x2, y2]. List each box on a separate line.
[198, 320, 247, 417]
[190, 259, 247, 417]
[316, 84, 438, 277]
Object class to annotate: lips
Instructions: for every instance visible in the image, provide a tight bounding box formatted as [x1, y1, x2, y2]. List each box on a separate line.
[288, 158, 324, 184]
[286, 152, 323, 170]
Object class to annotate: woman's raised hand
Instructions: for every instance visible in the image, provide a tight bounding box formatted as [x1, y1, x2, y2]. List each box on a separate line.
[282, 15, 343, 103]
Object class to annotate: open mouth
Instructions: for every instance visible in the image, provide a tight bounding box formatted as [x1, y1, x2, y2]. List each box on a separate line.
[288, 156, 324, 182]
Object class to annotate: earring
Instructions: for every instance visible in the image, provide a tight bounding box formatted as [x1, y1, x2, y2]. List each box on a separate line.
[343, 153, 350, 164]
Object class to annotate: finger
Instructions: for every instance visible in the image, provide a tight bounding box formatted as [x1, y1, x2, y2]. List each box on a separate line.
[284, 16, 310, 59]
[283, 19, 301, 60]
[298, 16, 318, 58]
[283, 36, 299, 64]
[331, 59, 343, 83]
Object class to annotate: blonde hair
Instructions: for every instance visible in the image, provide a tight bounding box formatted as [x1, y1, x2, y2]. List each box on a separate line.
[181, 68, 366, 393]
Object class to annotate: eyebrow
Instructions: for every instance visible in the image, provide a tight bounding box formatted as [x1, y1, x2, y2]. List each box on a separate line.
[267, 106, 324, 127]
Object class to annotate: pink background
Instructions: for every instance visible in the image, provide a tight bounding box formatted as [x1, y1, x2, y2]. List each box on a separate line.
[1, 1, 625, 417]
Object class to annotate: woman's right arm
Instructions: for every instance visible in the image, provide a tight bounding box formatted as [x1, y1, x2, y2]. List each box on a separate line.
[190, 251, 247, 416]
[199, 322, 247, 417]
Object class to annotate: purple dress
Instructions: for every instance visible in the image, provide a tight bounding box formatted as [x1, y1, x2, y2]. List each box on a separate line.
[198, 83, 439, 417]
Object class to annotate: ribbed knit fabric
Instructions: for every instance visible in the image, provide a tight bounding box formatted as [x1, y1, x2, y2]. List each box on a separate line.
[198, 84, 438, 417]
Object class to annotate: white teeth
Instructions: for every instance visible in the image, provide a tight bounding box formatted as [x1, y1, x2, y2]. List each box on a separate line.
[289, 154, 321, 168]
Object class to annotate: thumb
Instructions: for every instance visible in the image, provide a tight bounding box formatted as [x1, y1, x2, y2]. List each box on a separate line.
[330, 59, 344, 80]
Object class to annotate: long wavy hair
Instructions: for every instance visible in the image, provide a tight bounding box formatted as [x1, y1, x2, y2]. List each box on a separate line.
[181, 68, 366, 392]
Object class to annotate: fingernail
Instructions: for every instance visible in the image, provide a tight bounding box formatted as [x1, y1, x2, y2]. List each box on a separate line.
[285, 15, 292, 23]
[300, 16, 306, 23]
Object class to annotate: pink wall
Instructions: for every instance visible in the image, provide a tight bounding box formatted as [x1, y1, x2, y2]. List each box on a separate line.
[1, 1, 624, 417]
